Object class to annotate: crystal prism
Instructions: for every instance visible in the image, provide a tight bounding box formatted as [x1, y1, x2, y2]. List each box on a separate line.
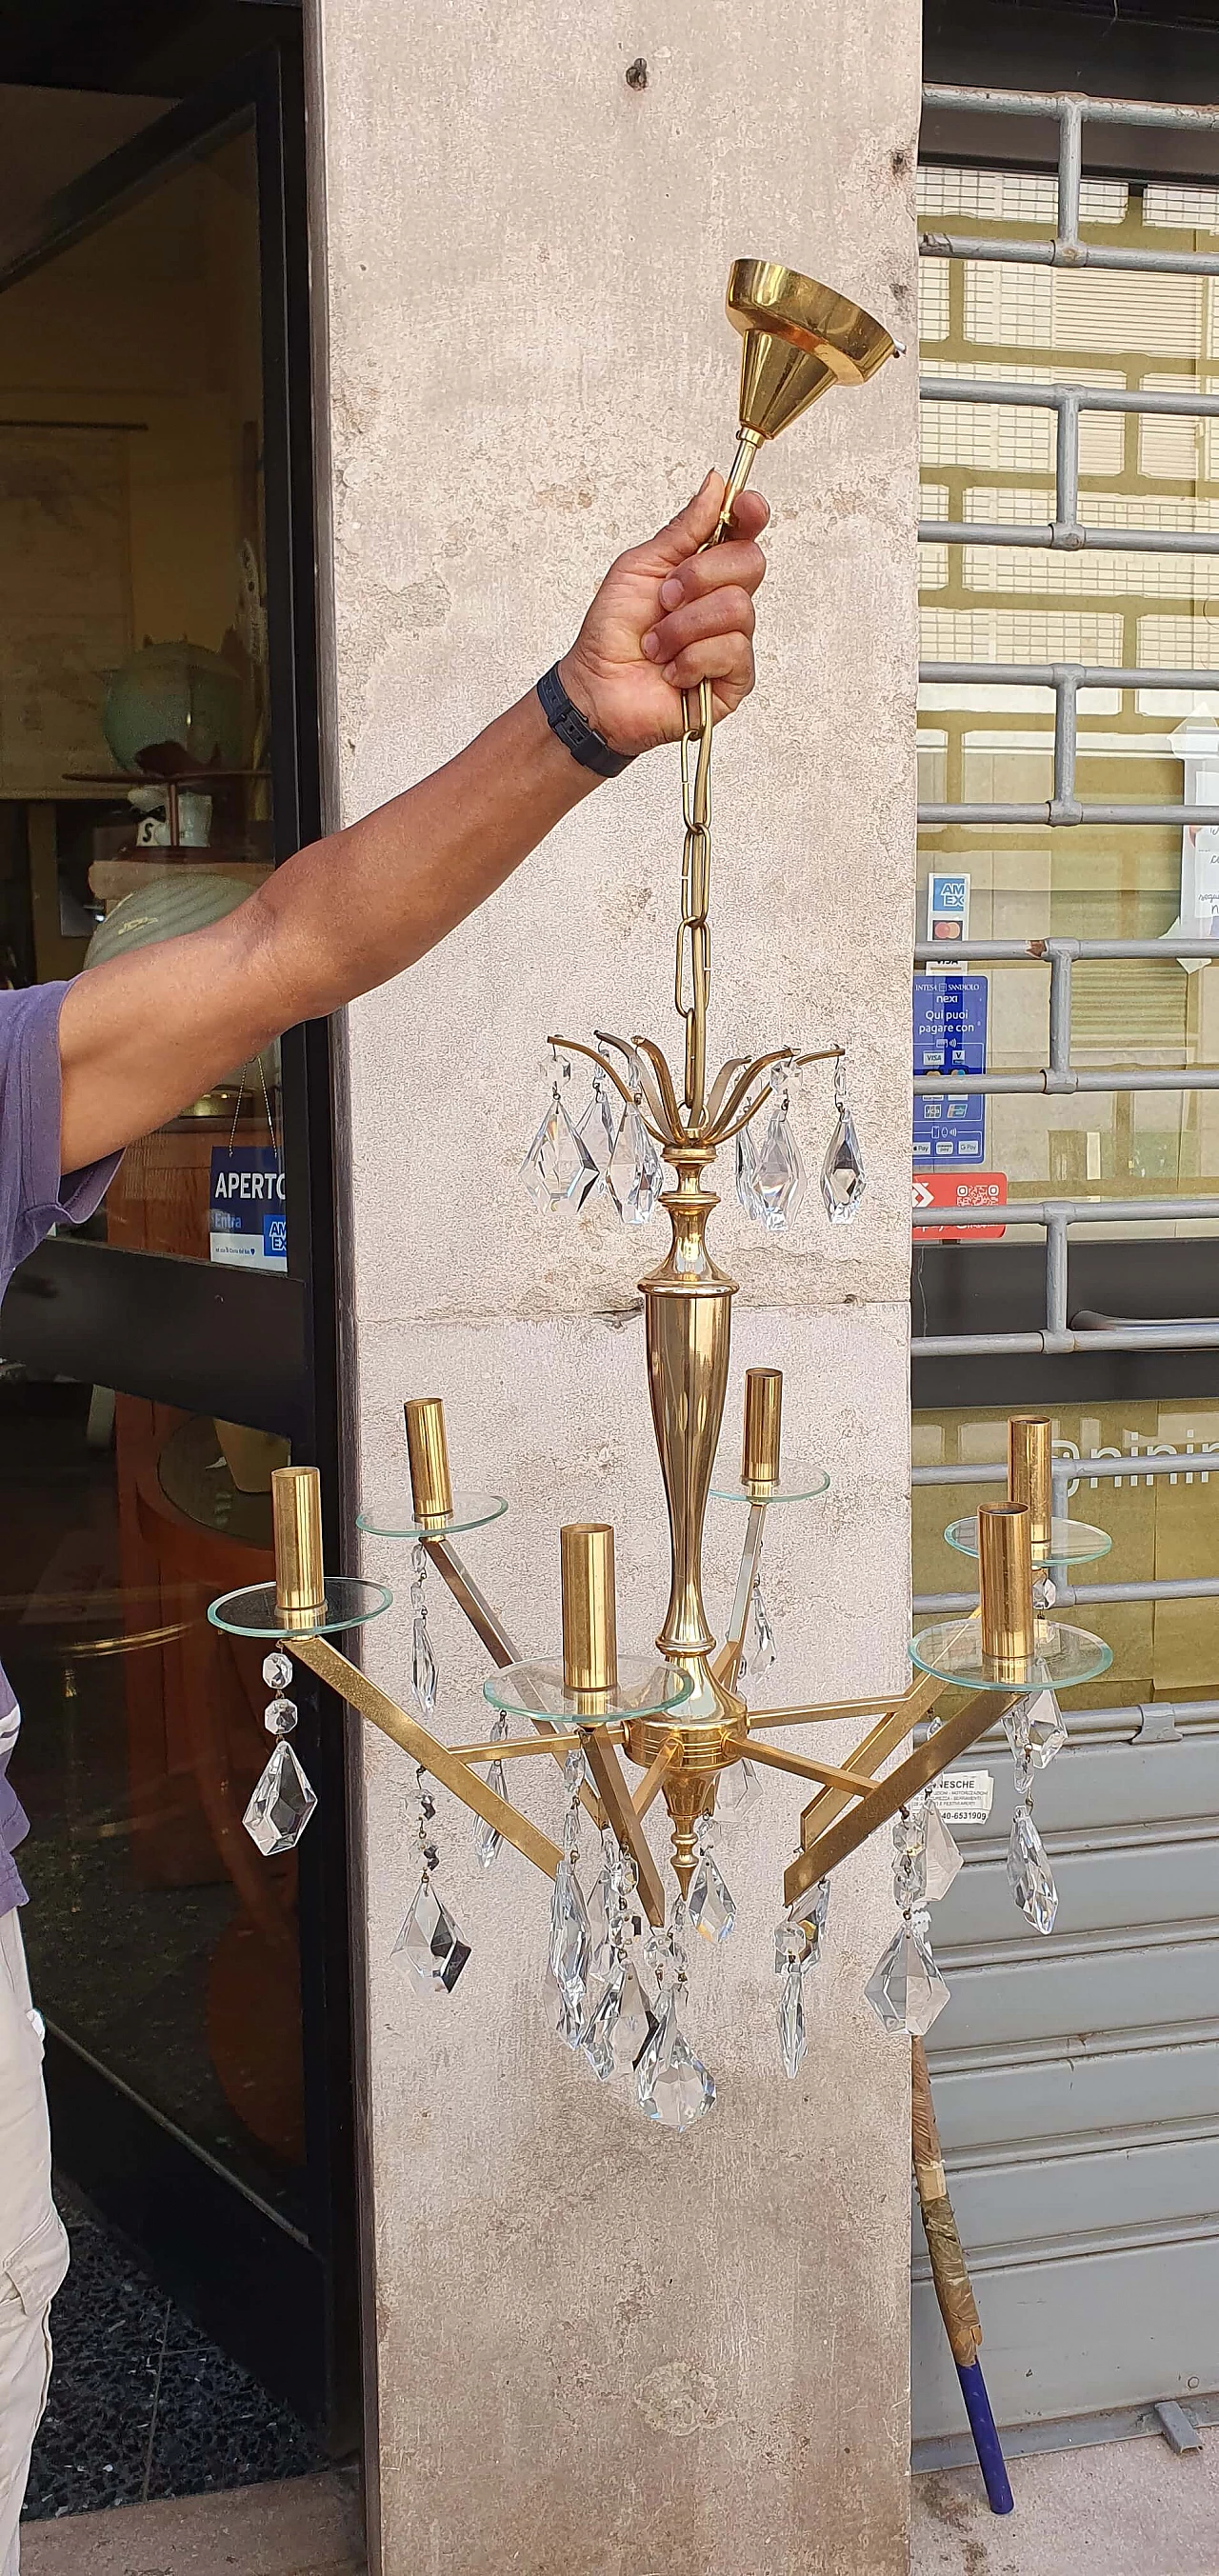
[778, 1962, 807, 2077]
[688, 1846, 736, 1943]
[864, 1908, 949, 2036]
[393, 1878, 471, 1994]
[473, 1756, 509, 1869]
[576, 1074, 620, 1195]
[1008, 1804, 1058, 1934]
[821, 1105, 867, 1225]
[608, 1105, 664, 1225]
[735, 1124, 762, 1221]
[924, 1801, 963, 1903]
[262, 1648, 293, 1691]
[411, 1610, 438, 1716]
[636, 1997, 715, 2130]
[583, 1960, 658, 2081]
[1006, 1687, 1068, 1770]
[714, 1757, 758, 1823]
[548, 1859, 592, 2015]
[749, 1580, 777, 1675]
[521, 1086, 599, 1210]
[264, 1695, 297, 1737]
[753, 1076, 806, 1231]
[243, 1739, 317, 1856]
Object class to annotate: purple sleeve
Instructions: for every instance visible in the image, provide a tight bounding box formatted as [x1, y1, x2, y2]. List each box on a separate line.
[0, 981, 121, 1271]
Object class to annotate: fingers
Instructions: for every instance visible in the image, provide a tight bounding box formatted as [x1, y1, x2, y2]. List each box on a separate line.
[656, 533, 769, 615]
[653, 628, 755, 701]
[642, 474, 771, 570]
[642, 583, 755, 671]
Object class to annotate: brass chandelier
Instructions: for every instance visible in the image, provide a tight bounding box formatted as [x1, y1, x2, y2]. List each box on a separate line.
[210, 262, 1113, 2129]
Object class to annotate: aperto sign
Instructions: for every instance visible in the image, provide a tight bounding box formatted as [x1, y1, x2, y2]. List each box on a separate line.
[209, 1146, 288, 1271]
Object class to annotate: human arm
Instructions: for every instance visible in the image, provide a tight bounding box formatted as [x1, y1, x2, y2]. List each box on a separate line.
[56, 472, 768, 1174]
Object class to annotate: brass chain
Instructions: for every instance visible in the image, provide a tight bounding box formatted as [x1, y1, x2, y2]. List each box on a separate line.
[676, 678, 714, 1127]
[671, 430, 762, 1131]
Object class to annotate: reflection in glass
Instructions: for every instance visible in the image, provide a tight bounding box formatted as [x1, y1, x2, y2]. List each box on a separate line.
[0, 123, 282, 1263]
[5, 1373, 308, 2222]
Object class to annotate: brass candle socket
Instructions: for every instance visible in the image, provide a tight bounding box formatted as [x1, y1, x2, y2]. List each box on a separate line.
[742, 1367, 783, 1490]
[271, 1465, 327, 1628]
[977, 1504, 1033, 1684]
[561, 1524, 619, 1697]
[405, 1395, 453, 1525]
[1007, 1414, 1052, 1555]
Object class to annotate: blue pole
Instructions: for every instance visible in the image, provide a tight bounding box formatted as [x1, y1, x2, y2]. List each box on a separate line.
[956, 2358, 1014, 2514]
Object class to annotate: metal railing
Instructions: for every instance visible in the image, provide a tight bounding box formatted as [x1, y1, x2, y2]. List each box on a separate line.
[919, 667, 1219, 829]
[913, 82, 1219, 1364]
[912, 936, 1219, 1093]
[920, 85, 1219, 275]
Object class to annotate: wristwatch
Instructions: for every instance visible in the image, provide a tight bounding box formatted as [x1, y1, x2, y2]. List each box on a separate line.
[537, 663, 635, 780]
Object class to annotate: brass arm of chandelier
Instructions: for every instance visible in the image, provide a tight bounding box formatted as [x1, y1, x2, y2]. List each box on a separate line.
[745, 1695, 911, 1728]
[786, 1685, 1017, 1907]
[424, 1531, 605, 1829]
[725, 1734, 880, 1797]
[710, 1047, 845, 1148]
[445, 1727, 623, 1763]
[290, 1632, 564, 1885]
[548, 1030, 847, 1158]
[545, 1035, 671, 1149]
[630, 1729, 683, 1822]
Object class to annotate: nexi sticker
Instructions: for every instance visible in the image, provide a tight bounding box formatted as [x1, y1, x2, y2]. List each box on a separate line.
[209, 1146, 288, 1270]
[932, 1769, 994, 1827]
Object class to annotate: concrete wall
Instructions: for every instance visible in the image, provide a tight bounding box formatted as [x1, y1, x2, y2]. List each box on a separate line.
[308, 4, 921, 2567]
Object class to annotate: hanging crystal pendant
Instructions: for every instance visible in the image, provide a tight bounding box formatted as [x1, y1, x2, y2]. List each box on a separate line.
[821, 1057, 867, 1224]
[749, 1577, 777, 1676]
[636, 1996, 716, 2130]
[773, 1877, 829, 2076]
[409, 1542, 439, 1717]
[576, 1068, 620, 1199]
[714, 1756, 758, 1824]
[264, 1695, 297, 1737]
[608, 1092, 664, 1225]
[864, 1907, 949, 2036]
[1004, 1688, 1068, 1769]
[586, 1829, 625, 1978]
[393, 1877, 471, 1995]
[521, 1068, 599, 1210]
[774, 1916, 811, 2077]
[262, 1648, 293, 1693]
[924, 1799, 963, 1903]
[243, 1739, 317, 1855]
[753, 1060, 806, 1231]
[687, 1820, 736, 1943]
[550, 1749, 593, 2047]
[1008, 1794, 1058, 1935]
[735, 1123, 763, 1221]
[473, 1711, 510, 1869]
[583, 1958, 658, 2082]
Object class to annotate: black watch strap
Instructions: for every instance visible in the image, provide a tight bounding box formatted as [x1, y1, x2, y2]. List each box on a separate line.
[537, 663, 635, 779]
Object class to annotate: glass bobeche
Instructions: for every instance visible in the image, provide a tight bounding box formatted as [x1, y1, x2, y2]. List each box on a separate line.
[209, 1576, 393, 1639]
[944, 1512, 1110, 1567]
[356, 1493, 507, 1541]
[484, 1656, 693, 1726]
[709, 1460, 829, 1506]
[909, 1616, 1111, 1693]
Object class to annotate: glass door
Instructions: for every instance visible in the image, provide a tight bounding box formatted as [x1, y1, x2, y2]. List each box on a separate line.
[0, 45, 353, 2440]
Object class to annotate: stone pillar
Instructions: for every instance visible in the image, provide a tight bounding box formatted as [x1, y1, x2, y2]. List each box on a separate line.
[307, 4, 920, 2566]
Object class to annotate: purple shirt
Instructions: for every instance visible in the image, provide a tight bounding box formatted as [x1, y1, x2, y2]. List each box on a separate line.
[0, 982, 121, 1914]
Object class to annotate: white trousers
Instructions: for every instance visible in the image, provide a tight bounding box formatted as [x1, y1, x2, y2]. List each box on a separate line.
[0, 1909, 70, 2576]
